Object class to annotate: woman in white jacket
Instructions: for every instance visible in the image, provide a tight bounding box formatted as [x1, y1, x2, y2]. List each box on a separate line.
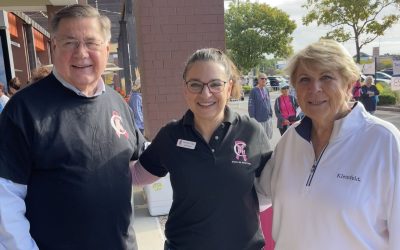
[256, 39, 400, 250]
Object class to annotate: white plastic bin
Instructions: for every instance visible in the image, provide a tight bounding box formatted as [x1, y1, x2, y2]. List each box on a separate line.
[143, 174, 173, 216]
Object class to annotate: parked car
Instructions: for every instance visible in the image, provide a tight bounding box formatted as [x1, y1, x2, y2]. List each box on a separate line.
[380, 68, 393, 76]
[376, 71, 392, 80]
[267, 76, 287, 90]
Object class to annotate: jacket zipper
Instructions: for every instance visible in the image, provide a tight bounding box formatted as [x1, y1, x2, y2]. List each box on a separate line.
[306, 144, 328, 187]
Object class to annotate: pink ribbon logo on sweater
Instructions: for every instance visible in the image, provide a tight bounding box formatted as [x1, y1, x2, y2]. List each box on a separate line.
[110, 111, 129, 139]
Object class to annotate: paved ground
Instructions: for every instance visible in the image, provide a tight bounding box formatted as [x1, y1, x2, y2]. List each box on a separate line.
[133, 90, 400, 249]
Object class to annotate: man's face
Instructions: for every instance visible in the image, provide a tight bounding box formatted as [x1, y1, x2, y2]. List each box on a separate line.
[52, 17, 109, 91]
[258, 74, 267, 87]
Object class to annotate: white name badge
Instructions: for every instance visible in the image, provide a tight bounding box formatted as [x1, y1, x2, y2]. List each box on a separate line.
[177, 139, 196, 149]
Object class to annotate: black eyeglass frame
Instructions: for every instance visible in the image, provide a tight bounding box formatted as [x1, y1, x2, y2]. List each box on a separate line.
[185, 79, 227, 94]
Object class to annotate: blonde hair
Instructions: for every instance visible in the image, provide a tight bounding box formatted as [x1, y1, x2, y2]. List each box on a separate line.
[183, 48, 241, 99]
[51, 4, 111, 42]
[285, 40, 359, 102]
[286, 39, 359, 87]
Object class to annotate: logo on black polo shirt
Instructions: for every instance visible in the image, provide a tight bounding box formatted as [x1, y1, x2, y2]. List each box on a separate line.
[110, 111, 129, 139]
[234, 140, 247, 161]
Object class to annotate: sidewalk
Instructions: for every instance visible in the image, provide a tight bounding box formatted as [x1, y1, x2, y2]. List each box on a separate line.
[133, 187, 165, 249]
[377, 104, 400, 112]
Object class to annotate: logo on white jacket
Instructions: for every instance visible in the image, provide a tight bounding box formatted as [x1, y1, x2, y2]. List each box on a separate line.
[110, 111, 129, 139]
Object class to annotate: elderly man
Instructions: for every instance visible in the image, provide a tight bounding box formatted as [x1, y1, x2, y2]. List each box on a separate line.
[0, 5, 145, 250]
[248, 73, 274, 139]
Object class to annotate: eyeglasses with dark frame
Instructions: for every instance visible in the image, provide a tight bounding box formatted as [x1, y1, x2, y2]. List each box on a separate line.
[185, 79, 227, 94]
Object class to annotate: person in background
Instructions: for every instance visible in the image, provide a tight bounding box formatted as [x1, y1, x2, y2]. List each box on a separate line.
[0, 84, 10, 109]
[8, 77, 22, 97]
[0, 5, 145, 250]
[360, 75, 380, 114]
[256, 39, 400, 250]
[248, 73, 273, 139]
[128, 78, 144, 134]
[351, 77, 362, 101]
[274, 83, 299, 135]
[133, 48, 272, 250]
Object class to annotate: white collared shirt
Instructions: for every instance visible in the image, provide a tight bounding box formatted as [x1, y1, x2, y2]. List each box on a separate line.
[53, 68, 106, 97]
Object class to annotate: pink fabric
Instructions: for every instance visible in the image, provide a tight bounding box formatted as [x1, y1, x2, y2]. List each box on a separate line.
[129, 161, 160, 186]
[279, 95, 296, 119]
[353, 81, 362, 98]
[260, 207, 275, 250]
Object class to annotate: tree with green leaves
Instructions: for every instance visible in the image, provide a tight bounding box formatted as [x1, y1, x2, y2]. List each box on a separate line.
[303, 0, 400, 63]
[225, 2, 296, 73]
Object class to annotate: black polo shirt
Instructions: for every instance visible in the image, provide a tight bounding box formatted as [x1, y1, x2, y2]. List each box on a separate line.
[139, 107, 271, 250]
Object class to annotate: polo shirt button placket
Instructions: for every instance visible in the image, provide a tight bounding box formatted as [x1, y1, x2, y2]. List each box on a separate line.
[211, 149, 215, 153]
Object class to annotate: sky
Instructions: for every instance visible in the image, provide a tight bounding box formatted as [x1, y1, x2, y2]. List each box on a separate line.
[224, 0, 400, 57]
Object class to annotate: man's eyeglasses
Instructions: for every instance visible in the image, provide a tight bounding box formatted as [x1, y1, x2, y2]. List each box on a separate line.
[260, 78, 267, 80]
[185, 80, 227, 94]
[56, 38, 105, 51]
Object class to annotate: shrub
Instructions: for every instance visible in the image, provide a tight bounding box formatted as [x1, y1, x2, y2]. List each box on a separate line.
[375, 82, 387, 92]
[378, 93, 396, 105]
[242, 85, 252, 94]
[394, 90, 400, 104]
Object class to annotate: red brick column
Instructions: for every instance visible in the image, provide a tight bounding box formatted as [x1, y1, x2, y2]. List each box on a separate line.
[134, 0, 225, 140]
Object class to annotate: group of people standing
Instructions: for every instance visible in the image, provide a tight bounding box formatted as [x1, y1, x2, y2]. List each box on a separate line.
[248, 68, 382, 139]
[0, 4, 399, 250]
[0, 66, 52, 114]
[248, 73, 300, 136]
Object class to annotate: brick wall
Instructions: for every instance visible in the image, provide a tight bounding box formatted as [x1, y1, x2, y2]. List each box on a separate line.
[134, 0, 225, 140]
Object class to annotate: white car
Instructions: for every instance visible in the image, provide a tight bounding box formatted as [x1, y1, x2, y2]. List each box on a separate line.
[375, 71, 392, 80]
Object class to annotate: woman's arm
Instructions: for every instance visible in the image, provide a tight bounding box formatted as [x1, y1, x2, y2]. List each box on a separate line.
[130, 161, 160, 186]
[274, 97, 284, 120]
[255, 159, 274, 212]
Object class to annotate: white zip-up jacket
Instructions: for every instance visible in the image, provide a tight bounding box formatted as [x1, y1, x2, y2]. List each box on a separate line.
[256, 102, 400, 250]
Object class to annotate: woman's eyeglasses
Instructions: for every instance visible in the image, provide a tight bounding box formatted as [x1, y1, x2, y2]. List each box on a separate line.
[185, 80, 227, 94]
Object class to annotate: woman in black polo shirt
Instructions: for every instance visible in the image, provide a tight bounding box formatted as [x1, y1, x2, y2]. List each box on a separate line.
[136, 48, 272, 250]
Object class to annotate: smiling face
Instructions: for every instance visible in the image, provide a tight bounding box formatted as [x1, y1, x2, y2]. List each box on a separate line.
[293, 62, 352, 124]
[183, 61, 232, 125]
[52, 17, 109, 93]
